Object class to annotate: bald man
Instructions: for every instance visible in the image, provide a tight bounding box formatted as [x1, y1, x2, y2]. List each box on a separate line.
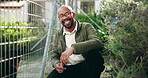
[47, 5, 105, 78]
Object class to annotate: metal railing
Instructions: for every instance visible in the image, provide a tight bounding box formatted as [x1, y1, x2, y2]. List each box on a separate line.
[0, 0, 55, 78]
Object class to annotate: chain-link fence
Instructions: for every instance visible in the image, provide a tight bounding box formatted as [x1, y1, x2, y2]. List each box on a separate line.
[0, 0, 54, 78]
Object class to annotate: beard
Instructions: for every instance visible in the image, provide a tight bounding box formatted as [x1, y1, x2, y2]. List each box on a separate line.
[62, 18, 74, 29]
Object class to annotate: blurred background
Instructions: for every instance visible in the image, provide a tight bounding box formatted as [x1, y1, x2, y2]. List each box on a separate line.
[0, 0, 147, 78]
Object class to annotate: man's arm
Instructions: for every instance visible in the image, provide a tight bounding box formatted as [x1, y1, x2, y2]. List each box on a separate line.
[50, 32, 60, 68]
[72, 23, 102, 55]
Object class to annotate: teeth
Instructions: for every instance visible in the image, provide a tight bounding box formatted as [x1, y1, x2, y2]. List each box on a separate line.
[65, 20, 70, 24]
[65, 21, 69, 23]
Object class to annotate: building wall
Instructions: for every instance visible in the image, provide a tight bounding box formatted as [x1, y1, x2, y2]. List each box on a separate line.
[0, 0, 53, 23]
[95, 0, 103, 14]
[0, 1, 28, 22]
[77, 1, 81, 13]
[0, 0, 102, 22]
[73, 0, 102, 14]
[45, 1, 52, 24]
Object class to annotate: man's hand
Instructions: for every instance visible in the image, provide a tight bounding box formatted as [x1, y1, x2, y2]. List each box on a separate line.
[55, 63, 66, 73]
[60, 47, 74, 64]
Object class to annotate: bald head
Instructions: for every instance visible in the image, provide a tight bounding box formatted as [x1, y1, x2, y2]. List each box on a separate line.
[58, 5, 74, 15]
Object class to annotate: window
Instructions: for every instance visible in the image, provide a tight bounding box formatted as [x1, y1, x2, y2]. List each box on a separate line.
[0, 0, 22, 2]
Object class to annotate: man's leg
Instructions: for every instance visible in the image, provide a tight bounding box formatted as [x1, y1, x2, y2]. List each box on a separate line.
[47, 66, 81, 78]
[47, 69, 62, 78]
[62, 63, 87, 78]
[47, 50, 104, 78]
[88, 64, 104, 78]
[85, 50, 105, 78]
[47, 62, 89, 78]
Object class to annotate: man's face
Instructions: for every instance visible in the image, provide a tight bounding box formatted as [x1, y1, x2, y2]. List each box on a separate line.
[58, 7, 75, 29]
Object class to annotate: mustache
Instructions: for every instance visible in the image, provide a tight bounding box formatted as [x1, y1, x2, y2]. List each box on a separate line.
[62, 18, 72, 23]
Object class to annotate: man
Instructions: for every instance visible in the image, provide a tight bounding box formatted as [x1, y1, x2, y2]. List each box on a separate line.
[47, 5, 104, 78]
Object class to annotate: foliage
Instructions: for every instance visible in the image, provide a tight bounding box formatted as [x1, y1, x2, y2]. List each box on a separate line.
[0, 17, 47, 43]
[100, 0, 148, 77]
[0, 19, 30, 42]
[77, 13, 103, 27]
[0, 17, 47, 58]
[77, 13, 108, 55]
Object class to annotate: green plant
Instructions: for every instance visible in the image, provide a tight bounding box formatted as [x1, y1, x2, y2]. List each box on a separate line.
[100, 0, 148, 77]
[0, 19, 30, 42]
[77, 13, 104, 29]
[0, 17, 47, 43]
[0, 17, 47, 59]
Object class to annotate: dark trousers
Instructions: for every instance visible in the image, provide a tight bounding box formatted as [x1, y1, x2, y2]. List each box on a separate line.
[47, 50, 105, 78]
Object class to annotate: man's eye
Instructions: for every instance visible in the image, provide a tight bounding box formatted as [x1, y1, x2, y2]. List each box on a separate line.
[65, 12, 69, 15]
[59, 15, 63, 18]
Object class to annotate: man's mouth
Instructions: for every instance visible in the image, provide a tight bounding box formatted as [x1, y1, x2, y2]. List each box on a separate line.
[62, 19, 71, 25]
[64, 20, 71, 25]
[62, 18, 73, 29]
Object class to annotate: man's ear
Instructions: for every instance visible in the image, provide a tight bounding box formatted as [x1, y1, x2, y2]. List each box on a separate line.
[72, 12, 76, 18]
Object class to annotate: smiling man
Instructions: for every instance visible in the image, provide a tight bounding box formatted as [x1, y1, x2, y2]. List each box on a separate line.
[47, 5, 105, 78]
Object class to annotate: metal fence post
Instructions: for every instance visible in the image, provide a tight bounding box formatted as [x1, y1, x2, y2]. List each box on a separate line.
[78, 8, 105, 34]
[65, 0, 70, 6]
[56, 0, 62, 29]
[39, 0, 57, 78]
[73, 0, 77, 18]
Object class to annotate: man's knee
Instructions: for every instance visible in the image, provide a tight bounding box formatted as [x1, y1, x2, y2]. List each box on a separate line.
[47, 69, 61, 78]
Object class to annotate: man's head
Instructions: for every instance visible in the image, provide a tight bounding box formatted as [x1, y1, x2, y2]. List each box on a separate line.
[57, 5, 76, 29]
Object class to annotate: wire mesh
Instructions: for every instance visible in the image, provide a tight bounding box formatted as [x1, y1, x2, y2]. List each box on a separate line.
[0, 0, 54, 78]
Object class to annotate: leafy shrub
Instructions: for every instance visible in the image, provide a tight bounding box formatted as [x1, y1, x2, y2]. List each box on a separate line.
[77, 13, 104, 30]
[0, 18, 30, 42]
[0, 17, 47, 43]
[0, 17, 47, 59]
[100, 0, 148, 77]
